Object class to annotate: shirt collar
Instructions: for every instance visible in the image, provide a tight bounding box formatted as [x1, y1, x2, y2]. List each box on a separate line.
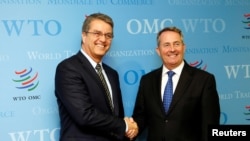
[162, 61, 184, 76]
[80, 48, 102, 68]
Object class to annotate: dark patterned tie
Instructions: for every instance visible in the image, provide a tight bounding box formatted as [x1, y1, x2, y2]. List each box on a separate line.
[95, 63, 114, 113]
[163, 71, 175, 113]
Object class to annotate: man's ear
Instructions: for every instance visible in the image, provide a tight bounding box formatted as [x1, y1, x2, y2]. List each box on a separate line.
[156, 47, 160, 56]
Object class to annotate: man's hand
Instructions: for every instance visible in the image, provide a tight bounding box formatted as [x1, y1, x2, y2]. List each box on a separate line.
[124, 117, 138, 140]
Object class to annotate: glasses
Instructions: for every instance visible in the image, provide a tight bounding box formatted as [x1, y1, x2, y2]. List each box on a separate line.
[85, 31, 114, 40]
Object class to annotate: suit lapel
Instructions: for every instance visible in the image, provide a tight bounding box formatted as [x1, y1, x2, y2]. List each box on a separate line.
[153, 67, 167, 115]
[103, 64, 119, 116]
[76, 51, 115, 114]
[76, 51, 100, 82]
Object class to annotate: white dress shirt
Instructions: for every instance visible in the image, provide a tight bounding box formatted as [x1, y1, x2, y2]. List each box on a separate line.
[161, 61, 184, 101]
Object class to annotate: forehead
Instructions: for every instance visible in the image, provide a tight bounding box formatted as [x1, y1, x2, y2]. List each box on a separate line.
[89, 19, 112, 32]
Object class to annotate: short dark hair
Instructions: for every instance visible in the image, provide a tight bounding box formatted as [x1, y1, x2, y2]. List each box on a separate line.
[81, 13, 114, 45]
[82, 12, 114, 32]
[157, 26, 184, 46]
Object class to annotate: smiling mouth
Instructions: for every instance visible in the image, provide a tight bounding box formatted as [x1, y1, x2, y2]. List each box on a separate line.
[168, 54, 177, 58]
[96, 44, 105, 48]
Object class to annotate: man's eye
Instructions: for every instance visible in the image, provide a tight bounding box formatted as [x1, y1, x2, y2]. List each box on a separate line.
[106, 34, 113, 39]
[165, 44, 170, 47]
[94, 32, 101, 36]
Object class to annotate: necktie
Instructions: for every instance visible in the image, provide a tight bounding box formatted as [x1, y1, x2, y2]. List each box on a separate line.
[163, 71, 175, 113]
[95, 63, 114, 113]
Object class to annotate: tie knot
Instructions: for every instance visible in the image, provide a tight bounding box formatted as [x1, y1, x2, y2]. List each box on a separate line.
[95, 63, 102, 71]
[167, 71, 175, 78]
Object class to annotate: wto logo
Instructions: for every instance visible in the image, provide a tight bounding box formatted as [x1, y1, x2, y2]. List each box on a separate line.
[242, 13, 250, 29]
[242, 13, 250, 39]
[244, 105, 250, 121]
[12, 67, 39, 91]
[189, 60, 207, 71]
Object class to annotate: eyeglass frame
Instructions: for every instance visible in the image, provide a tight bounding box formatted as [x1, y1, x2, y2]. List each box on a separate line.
[84, 31, 114, 40]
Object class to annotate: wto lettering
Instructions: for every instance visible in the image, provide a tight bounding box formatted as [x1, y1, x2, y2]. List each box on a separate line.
[224, 65, 250, 79]
[127, 18, 225, 34]
[27, 51, 62, 60]
[124, 69, 146, 85]
[123, 69, 157, 85]
[26, 50, 76, 60]
[182, 19, 225, 33]
[1, 20, 61, 36]
[13, 95, 41, 101]
[9, 128, 60, 141]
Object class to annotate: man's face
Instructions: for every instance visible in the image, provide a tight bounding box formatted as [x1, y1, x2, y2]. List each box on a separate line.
[156, 31, 185, 70]
[82, 19, 113, 62]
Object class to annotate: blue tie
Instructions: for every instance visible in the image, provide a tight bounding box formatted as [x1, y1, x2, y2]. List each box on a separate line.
[163, 71, 175, 113]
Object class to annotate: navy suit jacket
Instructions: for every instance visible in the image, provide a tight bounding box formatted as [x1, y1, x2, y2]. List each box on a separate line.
[132, 61, 220, 141]
[55, 51, 128, 141]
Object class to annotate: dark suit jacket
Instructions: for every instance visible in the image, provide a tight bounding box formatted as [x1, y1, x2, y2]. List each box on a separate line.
[55, 51, 128, 141]
[132, 61, 220, 141]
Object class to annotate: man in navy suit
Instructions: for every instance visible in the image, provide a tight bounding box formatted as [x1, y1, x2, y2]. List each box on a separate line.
[132, 26, 221, 141]
[55, 13, 137, 141]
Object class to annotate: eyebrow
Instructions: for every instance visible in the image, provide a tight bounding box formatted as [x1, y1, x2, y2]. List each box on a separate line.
[91, 30, 112, 34]
[163, 41, 181, 44]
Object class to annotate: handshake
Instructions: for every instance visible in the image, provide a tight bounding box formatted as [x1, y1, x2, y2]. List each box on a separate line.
[124, 117, 139, 140]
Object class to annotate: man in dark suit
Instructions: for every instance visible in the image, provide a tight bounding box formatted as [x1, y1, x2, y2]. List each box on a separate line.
[55, 13, 137, 141]
[132, 26, 221, 141]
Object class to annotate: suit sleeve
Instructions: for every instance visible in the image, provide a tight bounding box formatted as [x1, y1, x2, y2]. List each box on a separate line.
[201, 74, 220, 141]
[132, 76, 147, 135]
